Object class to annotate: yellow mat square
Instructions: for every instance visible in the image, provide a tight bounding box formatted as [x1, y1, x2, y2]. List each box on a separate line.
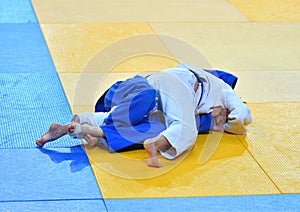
[31, 0, 247, 23]
[150, 22, 300, 71]
[40, 23, 168, 73]
[86, 133, 279, 198]
[228, 0, 300, 22]
[231, 70, 300, 103]
[60, 58, 178, 112]
[245, 103, 300, 194]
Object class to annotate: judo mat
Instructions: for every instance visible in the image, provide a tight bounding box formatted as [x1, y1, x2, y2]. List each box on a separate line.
[1, 0, 299, 211]
[0, 1, 104, 211]
[0, 15, 80, 148]
[85, 102, 299, 199]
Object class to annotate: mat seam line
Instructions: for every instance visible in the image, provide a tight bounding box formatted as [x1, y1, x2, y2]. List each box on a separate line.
[31, 3, 107, 201]
[147, 21, 179, 62]
[0, 198, 103, 203]
[19, 21, 300, 24]
[29, 0, 106, 204]
[84, 148, 109, 201]
[236, 135, 283, 194]
[30, 0, 74, 113]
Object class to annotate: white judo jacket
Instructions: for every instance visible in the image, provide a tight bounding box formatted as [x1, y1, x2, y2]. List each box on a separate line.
[147, 63, 252, 159]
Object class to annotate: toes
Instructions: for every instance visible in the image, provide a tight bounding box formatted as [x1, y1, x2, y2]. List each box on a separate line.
[88, 135, 98, 147]
[35, 140, 41, 147]
[36, 139, 45, 147]
[83, 134, 93, 148]
[147, 158, 162, 168]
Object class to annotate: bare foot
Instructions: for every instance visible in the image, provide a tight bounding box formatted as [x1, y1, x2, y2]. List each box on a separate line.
[83, 134, 101, 148]
[36, 123, 68, 147]
[144, 138, 162, 168]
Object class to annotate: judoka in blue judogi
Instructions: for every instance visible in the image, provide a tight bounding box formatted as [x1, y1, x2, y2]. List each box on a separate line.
[36, 64, 252, 168]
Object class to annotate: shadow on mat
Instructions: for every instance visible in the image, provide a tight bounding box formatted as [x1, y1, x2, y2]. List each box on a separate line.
[37, 145, 89, 173]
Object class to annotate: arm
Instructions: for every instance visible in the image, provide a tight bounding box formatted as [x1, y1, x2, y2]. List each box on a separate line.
[221, 83, 252, 134]
[157, 81, 198, 159]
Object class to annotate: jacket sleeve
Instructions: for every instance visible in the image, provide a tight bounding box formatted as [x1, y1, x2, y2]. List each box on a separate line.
[222, 82, 252, 134]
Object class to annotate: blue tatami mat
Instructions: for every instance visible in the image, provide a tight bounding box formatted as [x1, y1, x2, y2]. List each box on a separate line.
[0, 24, 56, 73]
[0, 72, 80, 148]
[0, 24, 80, 148]
[105, 194, 300, 212]
[0, 199, 106, 212]
[0, 0, 37, 23]
[0, 147, 102, 201]
[0, 1, 105, 211]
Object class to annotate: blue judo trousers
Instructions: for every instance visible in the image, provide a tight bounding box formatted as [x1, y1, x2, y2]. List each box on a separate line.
[95, 75, 165, 152]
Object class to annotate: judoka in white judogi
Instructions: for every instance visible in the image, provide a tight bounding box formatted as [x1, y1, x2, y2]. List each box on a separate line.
[36, 63, 252, 168]
[146, 63, 252, 160]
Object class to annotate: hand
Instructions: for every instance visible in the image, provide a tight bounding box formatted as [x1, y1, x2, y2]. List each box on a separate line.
[212, 106, 228, 132]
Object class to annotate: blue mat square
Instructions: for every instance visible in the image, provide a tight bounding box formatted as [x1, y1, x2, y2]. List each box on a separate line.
[0, 147, 102, 201]
[0, 23, 80, 148]
[0, 0, 37, 23]
[105, 195, 300, 212]
[0, 72, 80, 148]
[0, 200, 107, 212]
[0, 23, 55, 73]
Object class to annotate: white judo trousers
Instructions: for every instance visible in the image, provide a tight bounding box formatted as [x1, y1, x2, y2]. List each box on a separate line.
[147, 64, 252, 160]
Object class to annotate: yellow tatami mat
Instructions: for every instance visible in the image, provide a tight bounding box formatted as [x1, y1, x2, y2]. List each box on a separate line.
[38, 23, 178, 113]
[86, 132, 279, 198]
[231, 70, 300, 103]
[31, 0, 247, 23]
[40, 23, 159, 73]
[228, 0, 300, 22]
[245, 103, 300, 193]
[60, 57, 178, 113]
[150, 22, 300, 71]
[85, 102, 299, 198]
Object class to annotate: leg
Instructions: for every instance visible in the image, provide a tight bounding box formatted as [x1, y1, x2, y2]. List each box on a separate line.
[83, 134, 102, 148]
[143, 134, 170, 168]
[36, 114, 81, 147]
[73, 112, 109, 127]
[36, 122, 71, 147]
[68, 123, 104, 138]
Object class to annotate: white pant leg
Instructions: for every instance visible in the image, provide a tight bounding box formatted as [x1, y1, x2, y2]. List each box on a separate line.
[76, 112, 110, 127]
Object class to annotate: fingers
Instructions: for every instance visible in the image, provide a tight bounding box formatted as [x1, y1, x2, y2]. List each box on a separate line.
[212, 107, 228, 132]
